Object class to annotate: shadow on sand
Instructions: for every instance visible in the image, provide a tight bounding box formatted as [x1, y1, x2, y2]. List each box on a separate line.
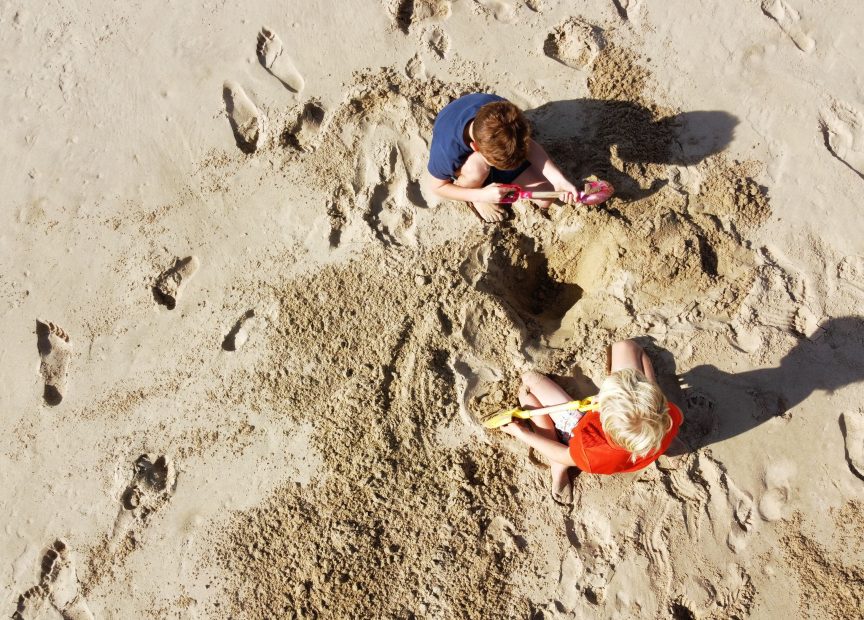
[641, 316, 864, 453]
[526, 99, 739, 202]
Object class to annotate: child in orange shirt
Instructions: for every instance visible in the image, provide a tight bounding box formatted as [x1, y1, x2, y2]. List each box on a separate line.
[501, 340, 683, 504]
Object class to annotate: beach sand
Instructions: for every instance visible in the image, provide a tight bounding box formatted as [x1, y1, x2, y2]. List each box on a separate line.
[2, 1, 864, 617]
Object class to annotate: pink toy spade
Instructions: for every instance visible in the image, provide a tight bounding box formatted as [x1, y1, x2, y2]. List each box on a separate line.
[499, 175, 614, 206]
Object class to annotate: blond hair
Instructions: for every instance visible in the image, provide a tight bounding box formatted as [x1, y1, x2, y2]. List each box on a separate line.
[598, 368, 670, 461]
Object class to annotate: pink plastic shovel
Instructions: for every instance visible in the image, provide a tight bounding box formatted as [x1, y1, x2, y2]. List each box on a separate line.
[499, 176, 614, 206]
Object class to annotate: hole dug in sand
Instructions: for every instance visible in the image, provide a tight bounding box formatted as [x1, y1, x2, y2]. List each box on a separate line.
[477, 230, 583, 340]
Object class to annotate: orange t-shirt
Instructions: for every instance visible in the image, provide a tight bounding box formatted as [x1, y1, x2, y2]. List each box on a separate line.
[567, 403, 683, 474]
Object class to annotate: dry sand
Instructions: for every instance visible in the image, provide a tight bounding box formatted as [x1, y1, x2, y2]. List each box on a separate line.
[2, 1, 864, 618]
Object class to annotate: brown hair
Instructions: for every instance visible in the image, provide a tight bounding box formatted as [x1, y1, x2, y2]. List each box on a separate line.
[472, 101, 530, 169]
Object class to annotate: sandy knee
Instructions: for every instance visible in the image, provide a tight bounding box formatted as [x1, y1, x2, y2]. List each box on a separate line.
[521, 370, 546, 388]
[455, 152, 490, 187]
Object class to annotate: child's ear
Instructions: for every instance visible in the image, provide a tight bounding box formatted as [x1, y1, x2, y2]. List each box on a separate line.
[469, 141, 479, 152]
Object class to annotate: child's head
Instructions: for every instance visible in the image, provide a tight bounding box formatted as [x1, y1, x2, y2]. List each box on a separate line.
[598, 368, 670, 461]
[471, 101, 529, 169]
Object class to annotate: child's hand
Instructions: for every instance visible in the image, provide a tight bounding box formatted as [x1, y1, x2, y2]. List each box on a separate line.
[555, 181, 580, 205]
[476, 183, 512, 206]
[501, 420, 528, 437]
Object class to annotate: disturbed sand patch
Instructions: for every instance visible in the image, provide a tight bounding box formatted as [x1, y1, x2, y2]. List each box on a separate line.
[195, 37, 792, 618]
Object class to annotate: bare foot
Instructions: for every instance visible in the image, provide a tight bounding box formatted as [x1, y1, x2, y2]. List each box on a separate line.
[551, 463, 573, 506]
[471, 201, 506, 223]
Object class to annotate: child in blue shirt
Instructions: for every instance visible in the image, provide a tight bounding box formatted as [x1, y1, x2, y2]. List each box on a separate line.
[424, 93, 580, 222]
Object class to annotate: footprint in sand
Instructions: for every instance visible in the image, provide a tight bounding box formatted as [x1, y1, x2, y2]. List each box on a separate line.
[36, 320, 72, 406]
[405, 53, 426, 79]
[837, 255, 864, 295]
[725, 473, 757, 553]
[422, 25, 450, 59]
[111, 454, 177, 551]
[758, 461, 793, 522]
[283, 100, 325, 153]
[760, 0, 815, 53]
[819, 100, 864, 180]
[223, 309, 256, 351]
[256, 27, 304, 93]
[153, 255, 199, 310]
[565, 513, 620, 605]
[13, 539, 94, 620]
[680, 389, 716, 448]
[840, 409, 864, 480]
[612, 0, 643, 21]
[222, 81, 265, 153]
[474, 0, 516, 23]
[387, 0, 452, 33]
[543, 17, 604, 70]
[358, 125, 424, 246]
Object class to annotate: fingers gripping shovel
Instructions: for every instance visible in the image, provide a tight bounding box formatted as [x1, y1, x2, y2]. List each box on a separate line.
[498, 176, 615, 206]
[482, 396, 598, 429]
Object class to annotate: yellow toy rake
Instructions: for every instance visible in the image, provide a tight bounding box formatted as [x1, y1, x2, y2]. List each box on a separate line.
[481, 396, 598, 429]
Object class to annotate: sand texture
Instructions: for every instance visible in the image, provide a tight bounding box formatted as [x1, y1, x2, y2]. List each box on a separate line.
[2, 1, 864, 618]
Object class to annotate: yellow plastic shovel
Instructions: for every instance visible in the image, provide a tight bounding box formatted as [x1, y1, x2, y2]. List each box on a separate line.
[482, 396, 598, 429]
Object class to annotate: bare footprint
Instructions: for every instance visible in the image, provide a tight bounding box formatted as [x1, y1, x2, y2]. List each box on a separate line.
[423, 25, 450, 59]
[474, 0, 516, 23]
[840, 409, 864, 480]
[13, 540, 93, 620]
[153, 256, 199, 310]
[725, 473, 757, 553]
[282, 100, 325, 153]
[680, 389, 716, 447]
[760, 0, 815, 53]
[819, 100, 864, 180]
[758, 462, 793, 522]
[386, 0, 452, 33]
[111, 454, 177, 551]
[405, 53, 426, 79]
[256, 27, 304, 93]
[837, 255, 864, 294]
[612, 0, 643, 21]
[223, 309, 256, 351]
[36, 320, 72, 406]
[544, 17, 604, 70]
[222, 81, 265, 153]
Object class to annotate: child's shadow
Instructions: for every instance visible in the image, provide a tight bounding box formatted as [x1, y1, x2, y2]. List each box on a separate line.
[525, 100, 739, 201]
[640, 316, 864, 454]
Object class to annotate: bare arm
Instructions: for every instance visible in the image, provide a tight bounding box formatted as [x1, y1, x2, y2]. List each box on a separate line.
[502, 423, 577, 466]
[423, 172, 509, 203]
[526, 139, 578, 197]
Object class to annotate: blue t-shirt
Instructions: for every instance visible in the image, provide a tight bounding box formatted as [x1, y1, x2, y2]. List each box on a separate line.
[427, 93, 506, 180]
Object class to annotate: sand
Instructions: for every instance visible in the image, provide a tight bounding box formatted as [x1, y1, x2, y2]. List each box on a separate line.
[2, 1, 864, 618]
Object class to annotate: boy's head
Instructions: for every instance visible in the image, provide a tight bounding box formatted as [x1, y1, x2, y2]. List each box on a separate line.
[470, 101, 530, 170]
[598, 368, 671, 461]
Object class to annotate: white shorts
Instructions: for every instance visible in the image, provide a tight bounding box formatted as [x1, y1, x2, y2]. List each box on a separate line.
[554, 411, 583, 443]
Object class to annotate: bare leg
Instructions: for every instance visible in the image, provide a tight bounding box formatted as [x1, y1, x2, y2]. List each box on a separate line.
[609, 339, 657, 383]
[511, 164, 556, 209]
[520, 372, 575, 505]
[454, 152, 505, 222]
